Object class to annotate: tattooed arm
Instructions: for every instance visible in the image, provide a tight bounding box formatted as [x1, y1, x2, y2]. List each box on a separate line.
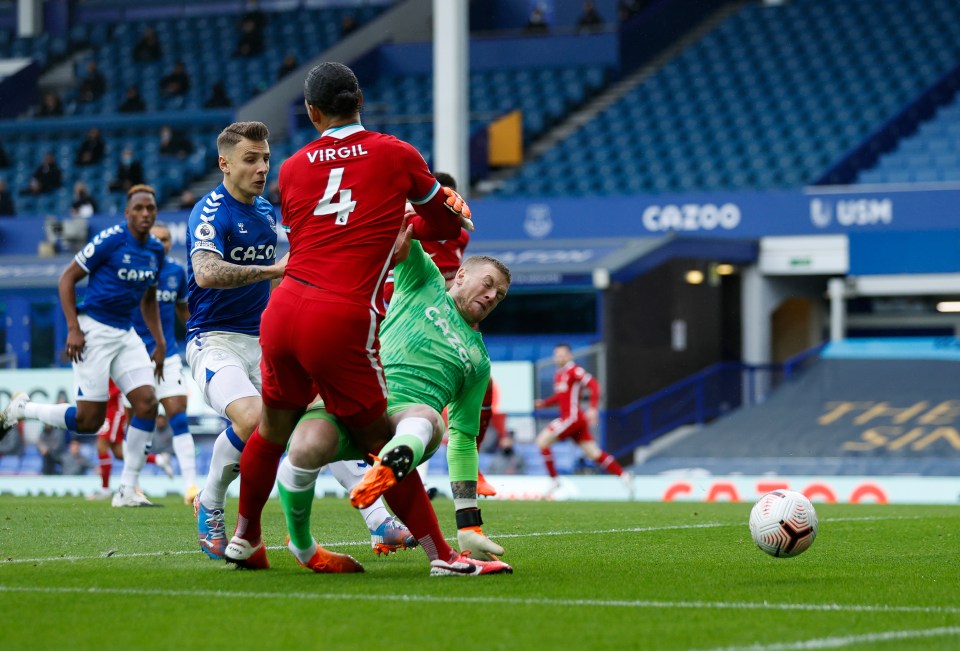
[451, 480, 478, 501]
[191, 249, 286, 289]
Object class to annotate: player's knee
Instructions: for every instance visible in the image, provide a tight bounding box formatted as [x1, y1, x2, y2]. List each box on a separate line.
[131, 395, 159, 420]
[75, 411, 107, 433]
[288, 429, 336, 468]
[231, 411, 260, 438]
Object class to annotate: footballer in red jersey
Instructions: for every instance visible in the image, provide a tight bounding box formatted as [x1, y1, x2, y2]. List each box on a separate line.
[383, 172, 471, 305]
[534, 343, 633, 493]
[227, 62, 473, 569]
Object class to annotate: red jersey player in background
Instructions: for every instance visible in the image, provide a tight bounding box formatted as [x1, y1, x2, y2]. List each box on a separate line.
[534, 343, 633, 496]
[387, 171, 499, 498]
[87, 379, 173, 500]
[226, 61, 475, 570]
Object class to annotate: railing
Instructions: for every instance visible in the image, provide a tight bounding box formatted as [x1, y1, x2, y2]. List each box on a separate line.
[605, 344, 826, 458]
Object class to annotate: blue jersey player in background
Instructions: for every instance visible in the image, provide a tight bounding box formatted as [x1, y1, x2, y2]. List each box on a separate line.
[0, 184, 167, 507]
[132, 221, 199, 504]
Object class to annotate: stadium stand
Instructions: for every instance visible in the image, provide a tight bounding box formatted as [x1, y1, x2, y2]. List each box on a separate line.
[857, 98, 960, 185]
[495, 0, 960, 196]
[0, 2, 386, 215]
[635, 339, 960, 477]
[359, 65, 612, 161]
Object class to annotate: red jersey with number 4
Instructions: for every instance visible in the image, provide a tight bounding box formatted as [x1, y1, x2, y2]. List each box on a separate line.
[540, 362, 600, 421]
[278, 124, 457, 315]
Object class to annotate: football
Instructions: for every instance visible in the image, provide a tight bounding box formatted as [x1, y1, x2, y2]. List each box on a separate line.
[748, 489, 818, 558]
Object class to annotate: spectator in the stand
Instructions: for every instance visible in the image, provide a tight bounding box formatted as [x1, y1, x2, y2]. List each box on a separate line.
[71, 181, 98, 218]
[62, 439, 94, 476]
[78, 60, 107, 103]
[340, 15, 359, 37]
[203, 82, 233, 108]
[277, 53, 298, 80]
[576, 1, 604, 32]
[160, 61, 191, 97]
[233, 14, 265, 57]
[37, 92, 64, 118]
[0, 180, 15, 216]
[618, 0, 647, 21]
[525, 6, 549, 34]
[240, 0, 266, 31]
[178, 189, 197, 210]
[23, 153, 63, 195]
[0, 141, 9, 168]
[133, 26, 163, 63]
[109, 147, 145, 192]
[75, 128, 106, 167]
[159, 125, 194, 158]
[118, 84, 147, 113]
[38, 422, 69, 475]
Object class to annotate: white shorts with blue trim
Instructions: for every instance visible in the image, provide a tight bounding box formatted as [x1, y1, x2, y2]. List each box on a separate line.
[185, 331, 261, 417]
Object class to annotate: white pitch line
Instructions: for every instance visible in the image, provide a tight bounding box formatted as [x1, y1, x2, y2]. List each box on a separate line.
[693, 626, 960, 651]
[0, 514, 928, 566]
[0, 585, 958, 617]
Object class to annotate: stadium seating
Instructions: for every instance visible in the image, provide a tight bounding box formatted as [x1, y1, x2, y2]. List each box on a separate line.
[0, 4, 384, 216]
[313, 64, 612, 166]
[857, 98, 960, 184]
[495, 0, 960, 197]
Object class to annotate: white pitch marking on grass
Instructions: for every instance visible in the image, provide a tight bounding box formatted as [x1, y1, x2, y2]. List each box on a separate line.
[0, 584, 959, 618]
[692, 626, 960, 651]
[0, 514, 924, 566]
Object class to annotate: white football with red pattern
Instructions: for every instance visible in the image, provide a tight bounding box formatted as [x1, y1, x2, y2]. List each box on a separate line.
[749, 489, 818, 558]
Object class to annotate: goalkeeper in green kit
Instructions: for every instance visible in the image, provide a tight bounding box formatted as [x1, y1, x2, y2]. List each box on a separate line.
[276, 221, 512, 575]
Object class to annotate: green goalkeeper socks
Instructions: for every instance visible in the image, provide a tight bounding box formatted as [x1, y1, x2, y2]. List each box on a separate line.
[381, 433, 426, 469]
[278, 482, 315, 551]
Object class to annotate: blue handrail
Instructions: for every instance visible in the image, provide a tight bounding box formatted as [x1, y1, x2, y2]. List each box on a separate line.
[606, 344, 825, 458]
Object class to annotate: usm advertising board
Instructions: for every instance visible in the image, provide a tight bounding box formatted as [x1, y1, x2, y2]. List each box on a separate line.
[466, 185, 960, 241]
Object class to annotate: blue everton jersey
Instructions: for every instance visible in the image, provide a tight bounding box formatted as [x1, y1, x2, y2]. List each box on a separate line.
[132, 256, 188, 357]
[186, 183, 277, 340]
[75, 224, 165, 330]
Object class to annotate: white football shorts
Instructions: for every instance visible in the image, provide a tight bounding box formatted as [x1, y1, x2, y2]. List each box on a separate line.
[122, 355, 188, 408]
[185, 331, 262, 416]
[74, 314, 155, 402]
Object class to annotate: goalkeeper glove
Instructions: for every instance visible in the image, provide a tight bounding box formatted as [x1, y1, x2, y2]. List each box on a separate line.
[442, 186, 473, 227]
[457, 526, 504, 561]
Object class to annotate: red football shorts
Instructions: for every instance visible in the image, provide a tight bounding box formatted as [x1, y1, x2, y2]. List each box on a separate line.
[259, 278, 388, 428]
[544, 416, 594, 443]
[97, 388, 126, 443]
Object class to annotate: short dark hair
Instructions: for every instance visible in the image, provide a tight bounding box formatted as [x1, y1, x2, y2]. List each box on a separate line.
[126, 183, 157, 202]
[304, 62, 361, 117]
[216, 121, 269, 153]
[434, 172, 457, 191]
[462, 255, 511, 286]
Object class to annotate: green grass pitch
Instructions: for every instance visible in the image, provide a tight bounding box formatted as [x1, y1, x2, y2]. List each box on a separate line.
[1, 496, 958, 650]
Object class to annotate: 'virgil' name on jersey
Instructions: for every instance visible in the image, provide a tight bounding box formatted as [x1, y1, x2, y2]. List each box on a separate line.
[306, 143, 369, 164]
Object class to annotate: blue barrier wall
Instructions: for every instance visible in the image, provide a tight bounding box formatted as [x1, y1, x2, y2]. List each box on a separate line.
[3, 185, 960, 265]
[849, 231, 960, 275]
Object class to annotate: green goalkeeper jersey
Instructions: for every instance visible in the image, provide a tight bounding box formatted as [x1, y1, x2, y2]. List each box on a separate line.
[381, 240, 490, 438]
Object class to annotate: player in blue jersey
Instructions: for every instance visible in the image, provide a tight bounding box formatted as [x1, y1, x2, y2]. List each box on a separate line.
[0, 185, 166, 507]
[188, 122, 414, 560]
[131, 221, 199, 504]
[186, 121, 285, 557]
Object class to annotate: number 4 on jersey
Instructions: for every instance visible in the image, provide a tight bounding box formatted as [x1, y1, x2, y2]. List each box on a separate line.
[313, 167, 357, 225]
